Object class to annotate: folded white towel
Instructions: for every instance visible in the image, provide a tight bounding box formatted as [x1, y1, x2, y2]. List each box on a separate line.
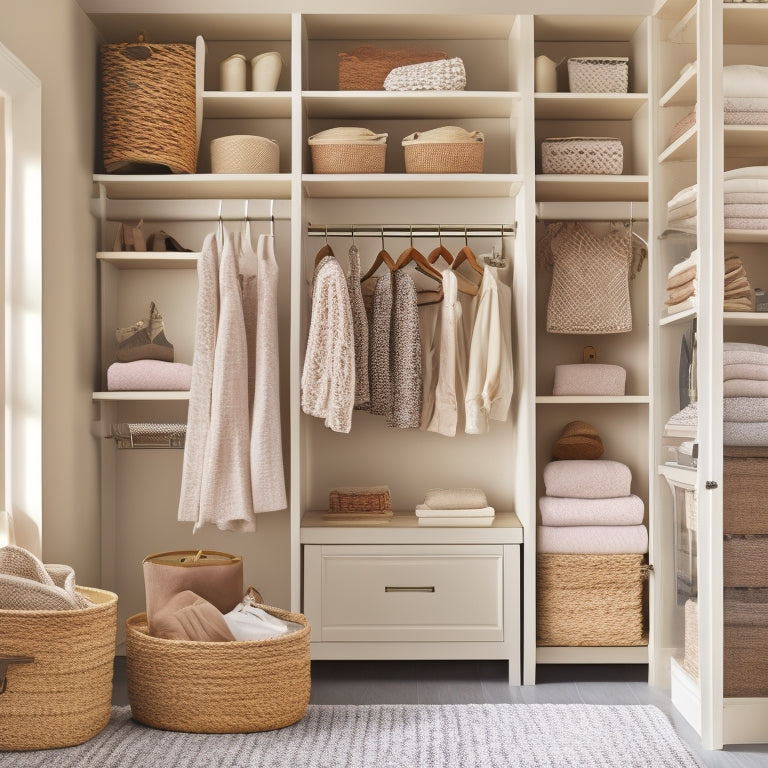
[724, 165, 768, 181]
[724, 397, 768, 422]
[724, 362, 768, 381]
[724, 379, 768, 397]
[539, 494, 644, 527]
[416, 504, 495, 517]
[418, 516, 494, 527]
[537, 524, 648, 554]
[724, 421, 768, 446]
[723, 65, 768, 98]
[542, 460, 632, 499]
[423, 487, 488, 509]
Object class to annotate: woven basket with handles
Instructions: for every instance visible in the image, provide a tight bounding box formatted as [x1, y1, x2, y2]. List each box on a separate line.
[101, 37, 198, 174]
[0, 587, 118, 750]
[536, 553, 648, 646]
[211, 135, 279, 174]
[126, 604, 310, 733]
[338, 46, 447, 90]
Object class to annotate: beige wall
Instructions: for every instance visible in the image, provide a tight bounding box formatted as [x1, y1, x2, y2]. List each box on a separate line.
[0, 1, 101, 584]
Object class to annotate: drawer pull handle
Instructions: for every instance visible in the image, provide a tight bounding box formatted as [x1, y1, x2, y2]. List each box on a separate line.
[384, 586, 435, 593]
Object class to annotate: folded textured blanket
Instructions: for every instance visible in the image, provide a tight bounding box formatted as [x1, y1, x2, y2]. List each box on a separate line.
[724, 202, 768, 218]
[536, 524, 648, 554]
[666, 281, 696, 305]
[724, 296, 756, 312]
[724, 362, 768, 381]
[542, 459, 632, 499]
[416, 504, 495, 517]
[723, 65, 768, 98]
[724, 96, 768, 112]
[724, 420, 768, 446]
[725, 191, 768, 204]
[552, 363, 626, 396]
[725, 111, 768, 125]
[667, 264, 697, 289]
[107, 360, 192, 391]
[725, 217, 768, 229]
[724, 396, 768, 422]
[667, 199, 697, 221]
[724, 342, 768, 364]
[667, 183, 697, 211]
[667, 296, 697, 315]
[724, 379, 768, 397]
[538, 494, 644, 526]
[423, 487, 488, 509]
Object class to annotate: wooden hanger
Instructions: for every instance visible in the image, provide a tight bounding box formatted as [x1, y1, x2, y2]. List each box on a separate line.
[428, 226, 453, 266]
[395, 229, 442, 283]
[452, 240, 484, 276]
[360, 231, 396, 282]
[314, 228, 334, 267]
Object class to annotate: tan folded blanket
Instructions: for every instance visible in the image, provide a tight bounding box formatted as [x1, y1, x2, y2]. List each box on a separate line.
[667, 264, 697, 289]
[724, 379, 768, 397]
[725, 111, 768, 125]
[724, 363, 768, 381]
[666, 282, 696, 305]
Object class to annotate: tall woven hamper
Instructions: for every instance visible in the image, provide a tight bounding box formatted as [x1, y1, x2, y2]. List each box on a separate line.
[101, 38, 198, 174]
[126, 604, 311, 733]
[536, 553, 648, 646]
[0, 587, 118, 751]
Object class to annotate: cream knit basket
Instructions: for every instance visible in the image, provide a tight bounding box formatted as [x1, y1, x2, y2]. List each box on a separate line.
[210, 135, 279, 174]
[541, 137, 623, 175]
[567, 57, 629, 93]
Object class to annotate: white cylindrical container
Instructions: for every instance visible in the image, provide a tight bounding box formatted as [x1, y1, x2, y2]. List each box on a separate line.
[219, 53, 247, 91]
[250, 52, 283, 91]
[534, 55, 558, 93]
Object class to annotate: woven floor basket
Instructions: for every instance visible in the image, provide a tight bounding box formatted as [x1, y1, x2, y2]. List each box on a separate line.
[338, 46, 447, 90]
[541, 137, 623, 175]
[725, 624, 768, 697]
[567, 57, 629, 93]
[310, 143, 386, 174]
[724, 534, 768, 587]
[211, 135, 279, 174]
[126, 605, 311, 733]
[724, 456, 768, 534]
[536, 553, 647, 646]
[101, 41, 198, 174]
[404, 142, 484, 174]
[0, 587, 118, 751]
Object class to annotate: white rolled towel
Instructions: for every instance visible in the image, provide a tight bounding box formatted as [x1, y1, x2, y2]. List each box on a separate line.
[542, 460, 632, 500]
[537, 524, 648, 554]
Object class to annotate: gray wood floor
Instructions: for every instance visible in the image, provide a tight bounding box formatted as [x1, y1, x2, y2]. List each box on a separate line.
[112, 659, 768, 767]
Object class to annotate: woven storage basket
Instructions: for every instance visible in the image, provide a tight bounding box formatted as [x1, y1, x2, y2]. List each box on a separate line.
[101, 39, 197, 174]
[404, 142, 484, 173]
[126, 605, 310, 733]
[0, 587, 118, 751]
[723, 456, 768, 534]
[541, 137, 623, 175]
[724, 534, 768, 587]
[536, 553, 647, 646]
[567, 57, 629, 93]
[724, 624, 768, 697]
[329, 486, 392, 512]
[211, 135, 279, 174]
[338, 46, 447, 90]
[310, 143, 386, 174]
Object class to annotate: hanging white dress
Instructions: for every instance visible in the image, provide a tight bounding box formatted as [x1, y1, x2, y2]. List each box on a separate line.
[198, 231, 256, 531]
[178, 231, 219, 524]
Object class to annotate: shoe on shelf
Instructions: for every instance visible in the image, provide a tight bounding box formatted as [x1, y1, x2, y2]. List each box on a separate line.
[115, 301, 175, 363]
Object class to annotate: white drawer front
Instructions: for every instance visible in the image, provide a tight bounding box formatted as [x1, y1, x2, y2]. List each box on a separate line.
[308, 545, 504, 642]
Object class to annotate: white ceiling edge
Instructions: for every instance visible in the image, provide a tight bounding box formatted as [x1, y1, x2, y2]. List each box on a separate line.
[75, 0, 656, 16]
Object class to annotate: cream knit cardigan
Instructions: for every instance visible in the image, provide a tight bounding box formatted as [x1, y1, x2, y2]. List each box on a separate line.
[302, 254, 356, 433]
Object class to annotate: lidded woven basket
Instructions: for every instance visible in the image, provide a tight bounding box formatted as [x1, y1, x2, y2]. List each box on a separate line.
[0, 587, 118, 751]
[101, 38, 198, 174]
[125, 604, 311, 733]
[210, 135, 279, 174]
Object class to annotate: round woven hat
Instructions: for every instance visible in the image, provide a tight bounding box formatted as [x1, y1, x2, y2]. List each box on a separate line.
[552, 420, 604, 460]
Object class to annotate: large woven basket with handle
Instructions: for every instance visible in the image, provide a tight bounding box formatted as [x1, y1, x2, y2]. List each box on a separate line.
[126, 604, 311, 733]
[0, 587, 118, 750]
[101, 36, 198, 174]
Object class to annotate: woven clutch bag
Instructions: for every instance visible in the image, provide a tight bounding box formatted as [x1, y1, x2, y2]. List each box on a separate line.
[384, 57, 466, 91]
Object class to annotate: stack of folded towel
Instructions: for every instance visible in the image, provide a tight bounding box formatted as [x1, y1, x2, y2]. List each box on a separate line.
[724, 252, 755, 311]
[323, 485, 393, 523]
[665, 250, 698, 315]
[415, 487, 495, 526]
[724, 65, 768, 126]
[537, 460, 648, 554]
[723, 341, 768, 447]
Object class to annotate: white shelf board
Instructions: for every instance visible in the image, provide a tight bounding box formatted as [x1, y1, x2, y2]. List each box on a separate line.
[725, 229, 768, 243]
[659, 464, 697, 486]
[535, 395, 650, 404]
[724, 312, 768, 326]
[724, 125, 768, 154]
[723, 4, 768, 45]
[536, 646, 648, 665]
[534, 175, 649, 203]
[93, 391, 191, 401]
[534, 93, 648, 121]
[203, 91, 292, 119]
[97, 252, 199, 269]
[303, 91, 519, 119]
[92, 174, 291, 200]
[302, 174, 523, 199]
[667, 2, 697, 41]
[659, 64, 697, 108]
[654, 0, 697, 21]
[533, 15, 645, 41]
[659, 307, 697, 326]
[658, 124, 697, 163]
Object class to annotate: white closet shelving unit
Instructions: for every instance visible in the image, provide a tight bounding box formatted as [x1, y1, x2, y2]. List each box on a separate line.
[532, 14, 654, 669]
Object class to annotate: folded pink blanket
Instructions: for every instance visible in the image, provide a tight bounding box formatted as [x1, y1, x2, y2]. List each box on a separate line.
[724, 421, 768, 446]
[724, 397, 768, 422]
[107, 360, 192, 391]
[536, 524, 648, 553]
[724, 362, 768, 381]
[539, 494, 644, 526]
[542, 460, 632, 499]
[724, 379, 768, 397]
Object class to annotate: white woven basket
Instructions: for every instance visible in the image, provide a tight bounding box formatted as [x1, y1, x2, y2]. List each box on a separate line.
[384, 57, 466, 91]
[567, 57, 629, 93]
[541, 137, 623, 175]
[210, 135, 279, 174]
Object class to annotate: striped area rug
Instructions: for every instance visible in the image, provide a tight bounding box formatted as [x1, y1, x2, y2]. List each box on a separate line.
[1, 703, 703, 767]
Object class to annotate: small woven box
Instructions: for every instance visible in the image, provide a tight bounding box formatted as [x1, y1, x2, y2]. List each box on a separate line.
[567, 57, 629, 93]
[211, 135, 279, 174]
[541, 137, 623, 175]
[329, 485, 392, 512]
